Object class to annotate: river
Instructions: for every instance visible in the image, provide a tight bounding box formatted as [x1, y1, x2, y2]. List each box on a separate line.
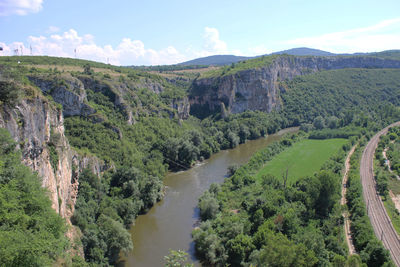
[121, 127, 298, 266]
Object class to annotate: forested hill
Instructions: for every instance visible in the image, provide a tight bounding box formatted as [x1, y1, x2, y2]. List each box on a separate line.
[1, 52, 400, 266]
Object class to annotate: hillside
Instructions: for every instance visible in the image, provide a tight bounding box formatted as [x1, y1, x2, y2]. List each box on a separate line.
[1, 53, 400, 265]
[0, 57, 294, 265]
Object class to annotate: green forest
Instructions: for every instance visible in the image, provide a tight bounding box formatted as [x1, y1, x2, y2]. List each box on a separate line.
[1, 53, 400, 266]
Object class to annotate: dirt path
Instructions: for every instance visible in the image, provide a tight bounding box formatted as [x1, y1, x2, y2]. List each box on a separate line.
[360, 121, 400, 266]
[341, 145, 357, 255]
[382, 144, 400, 213]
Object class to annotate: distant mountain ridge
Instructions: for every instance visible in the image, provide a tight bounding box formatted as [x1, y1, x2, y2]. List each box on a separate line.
[178, 55, 252, 66]
[178, 47, 400, 66]
[271, 47, 336, 56]
[178, 47, 335, 66]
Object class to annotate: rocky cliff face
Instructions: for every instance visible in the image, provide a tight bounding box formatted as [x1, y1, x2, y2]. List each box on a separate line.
[190, 56, 400, 116]
[171, 97, 190, 120]
[0, 96, 107, 230]
[28, 75, 96, 117]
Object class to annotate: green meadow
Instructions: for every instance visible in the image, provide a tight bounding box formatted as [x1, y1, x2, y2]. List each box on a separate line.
[256, 138, 347, 183]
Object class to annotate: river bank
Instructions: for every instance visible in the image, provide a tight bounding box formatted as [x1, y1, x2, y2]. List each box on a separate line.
[119, 127, 298, 267]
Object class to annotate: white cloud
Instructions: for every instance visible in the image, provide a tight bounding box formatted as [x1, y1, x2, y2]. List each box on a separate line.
[202, 27, 228, 54]
[0, 0, 43, 16]
[285, 18, 400, 53]
[0, 29, 187, 65]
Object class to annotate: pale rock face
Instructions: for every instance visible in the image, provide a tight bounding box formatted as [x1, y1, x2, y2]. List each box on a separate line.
[28, 76, 96, 117]
[190, 56, 400, 115]
[171, 97, 190, 120]
[0, 97, 106, 227]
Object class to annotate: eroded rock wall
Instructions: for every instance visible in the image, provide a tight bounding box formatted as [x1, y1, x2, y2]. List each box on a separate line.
[0, 97, 106, 223]
[190, 56, 400, 116]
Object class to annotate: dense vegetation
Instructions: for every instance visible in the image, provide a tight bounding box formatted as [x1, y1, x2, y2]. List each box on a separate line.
[281, 68, 400, 127]
[193, 131, 356, 266]
[383, 127, 400, 177]
[345, 136, 394, 266]
[375, 126, 400, 234]
[0, 128, 69, 266]
[191, 66, 400, 265]
[61, 67, 291, 265]
[200, 55, 279, 78]
[2, 54, 400, 266]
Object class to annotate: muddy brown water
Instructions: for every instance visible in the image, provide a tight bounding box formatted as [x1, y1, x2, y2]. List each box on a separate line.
[121, 127, 298, 267]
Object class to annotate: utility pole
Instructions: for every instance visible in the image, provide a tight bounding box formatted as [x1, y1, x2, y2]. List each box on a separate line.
[30, 45, 33, 56]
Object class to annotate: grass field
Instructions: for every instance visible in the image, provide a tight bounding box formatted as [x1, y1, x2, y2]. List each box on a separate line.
[256, 138, 347, 183]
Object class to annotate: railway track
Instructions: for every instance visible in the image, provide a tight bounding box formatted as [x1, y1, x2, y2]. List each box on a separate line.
[360, 122, 400, 266]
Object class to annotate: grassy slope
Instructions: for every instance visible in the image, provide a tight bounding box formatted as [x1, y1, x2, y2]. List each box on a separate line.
[256, 138, 347, 184]
[200, 55, 279, 78]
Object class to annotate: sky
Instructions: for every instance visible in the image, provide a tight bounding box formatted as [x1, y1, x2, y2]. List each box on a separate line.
[1, 0, 400, 66]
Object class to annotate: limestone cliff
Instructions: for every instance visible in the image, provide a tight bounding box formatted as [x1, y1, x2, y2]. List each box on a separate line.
[190, 56, 400, 117]
[0, 96, 108, 230]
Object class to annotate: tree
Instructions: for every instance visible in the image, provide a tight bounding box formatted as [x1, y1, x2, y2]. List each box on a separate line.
[0, 81, 20, 105]
[300, 123, 314, 132]
[227, 164, 239, 177]
[346, 254, 364, 267]
[251, 231, 317, 267]
[361, 239, 392, 267]
[313, 116, 325, 130]
[198, 191, 219, 220]
[164, 249, 194, 267]
[238, 124, 250, 143]
[315, 171, 339, 217]
[227, 131, 240, 148]
[97, 214, 133, 264]
[226, 234, 255, 265]
[327, 116, 339, 129]
[83, 63, 93, 75]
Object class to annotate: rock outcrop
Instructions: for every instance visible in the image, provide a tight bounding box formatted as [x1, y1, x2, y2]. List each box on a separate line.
[190, 56, 400, 117]
[0, 96, 108, 227]
[28, 75, 96, 117]
[171, 97, 190, 120]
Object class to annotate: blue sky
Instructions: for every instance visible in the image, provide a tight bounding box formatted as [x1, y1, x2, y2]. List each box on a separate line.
[1, 0, 400, 65]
